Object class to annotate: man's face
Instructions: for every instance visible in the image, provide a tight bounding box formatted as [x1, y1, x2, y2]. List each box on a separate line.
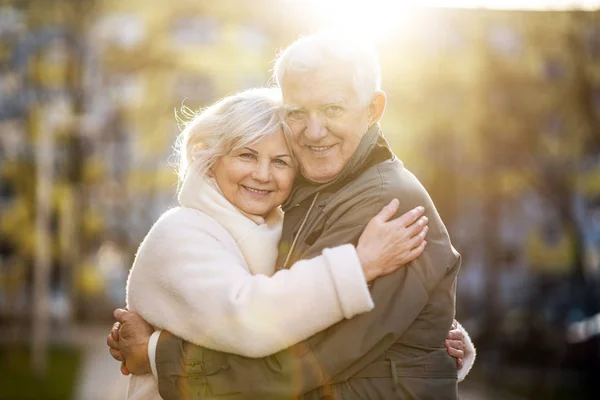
[282, 68, 372, 184]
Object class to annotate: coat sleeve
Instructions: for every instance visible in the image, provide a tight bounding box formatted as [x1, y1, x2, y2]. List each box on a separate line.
[155, 170, 462, 400]
[127, 207, 374, 360]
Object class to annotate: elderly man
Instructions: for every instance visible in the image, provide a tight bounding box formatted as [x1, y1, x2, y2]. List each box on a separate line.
[108, 32, 475, 399]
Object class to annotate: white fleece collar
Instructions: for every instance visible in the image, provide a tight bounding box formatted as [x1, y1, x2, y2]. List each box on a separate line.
[178, 163, 283, 276]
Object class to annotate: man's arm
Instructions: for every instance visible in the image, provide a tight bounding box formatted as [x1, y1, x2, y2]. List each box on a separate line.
[154, 169, 461, 399]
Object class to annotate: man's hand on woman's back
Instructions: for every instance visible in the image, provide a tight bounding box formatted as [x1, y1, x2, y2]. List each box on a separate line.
[106, 308, 154, 375]
[445, 320, 466, 369]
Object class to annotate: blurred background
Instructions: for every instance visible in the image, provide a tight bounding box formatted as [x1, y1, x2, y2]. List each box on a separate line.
[1, 0, 600, 399]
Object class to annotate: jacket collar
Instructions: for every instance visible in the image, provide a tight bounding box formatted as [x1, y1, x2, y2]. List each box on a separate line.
[282, 123, 393, 211]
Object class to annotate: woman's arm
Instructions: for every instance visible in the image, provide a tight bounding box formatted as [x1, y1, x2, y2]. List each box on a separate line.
[127, 201, 426, 360]
[127, 207, 372, 358]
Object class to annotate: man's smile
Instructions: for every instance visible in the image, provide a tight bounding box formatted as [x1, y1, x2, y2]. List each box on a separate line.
[306, 144, 336, 156]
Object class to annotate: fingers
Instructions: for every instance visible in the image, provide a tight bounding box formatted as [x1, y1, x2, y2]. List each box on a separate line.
[402, 240, 427, 265]
[373, 199, 400, 223]
[378, 240, 427, 276]
[107, 333, 120, 352]
[396, 205, 425, 227]
[121, 362, 130, 376]
[114, 308, 130, 323]
[445, 339, 465, 359]
[111, 321, 121, 341]
[110, 347, 124, 362]
[403, 215, 428, 238]
[409, 240, 427, 260]
[457, 358, 464, 370]
[407, 226, 428, 250]
[446, 346, 464, 359]
[446, 328, 465, 342]
[446, 339, 465, 351]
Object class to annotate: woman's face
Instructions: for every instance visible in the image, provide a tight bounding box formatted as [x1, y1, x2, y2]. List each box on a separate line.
[212, 130, 296, 217]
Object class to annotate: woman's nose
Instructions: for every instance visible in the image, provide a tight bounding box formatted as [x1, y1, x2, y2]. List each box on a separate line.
[251, 160, 272, 183]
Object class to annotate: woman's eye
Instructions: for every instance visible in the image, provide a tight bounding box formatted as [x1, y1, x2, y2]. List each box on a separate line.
[273, 159, 288, 167]
[239, 153, 256, 160]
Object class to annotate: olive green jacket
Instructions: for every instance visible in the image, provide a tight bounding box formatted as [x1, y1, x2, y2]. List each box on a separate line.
[155, 125, 461, 399]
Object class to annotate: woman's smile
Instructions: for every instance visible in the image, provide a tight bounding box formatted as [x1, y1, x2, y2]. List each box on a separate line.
[242, 185, 273, 195]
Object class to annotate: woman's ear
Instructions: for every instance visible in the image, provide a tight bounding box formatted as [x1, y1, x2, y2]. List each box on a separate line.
[368, 91, 387, 126]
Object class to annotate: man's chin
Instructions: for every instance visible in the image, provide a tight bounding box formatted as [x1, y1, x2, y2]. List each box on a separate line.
[302, 168, 340, 184]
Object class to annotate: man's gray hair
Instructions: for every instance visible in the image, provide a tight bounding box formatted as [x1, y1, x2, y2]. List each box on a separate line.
[273, 31, 381, 105]
[174, 88, 285, 189]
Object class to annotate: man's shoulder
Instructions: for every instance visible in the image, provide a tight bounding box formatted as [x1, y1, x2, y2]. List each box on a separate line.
[376, 159, 430, 201]
[342, 158, 429, 206]
[323, 158, 419, 220]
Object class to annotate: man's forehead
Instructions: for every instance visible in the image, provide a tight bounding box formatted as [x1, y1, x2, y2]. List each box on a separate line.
[282, 68, 357, 103]
[282, 83, 355, 108]
[283, 93, 347, 109]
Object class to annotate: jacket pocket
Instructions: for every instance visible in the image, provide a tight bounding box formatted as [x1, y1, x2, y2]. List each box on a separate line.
[186, 348, 241, 396]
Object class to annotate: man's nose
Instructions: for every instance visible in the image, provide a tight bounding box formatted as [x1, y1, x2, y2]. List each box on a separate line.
[305, 114, 327, 141]
[251, 160, 272, 183]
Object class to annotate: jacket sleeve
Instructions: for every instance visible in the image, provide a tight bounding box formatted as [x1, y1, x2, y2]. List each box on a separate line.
[155, 169, 461, 399]
[127, 207, 374, 360]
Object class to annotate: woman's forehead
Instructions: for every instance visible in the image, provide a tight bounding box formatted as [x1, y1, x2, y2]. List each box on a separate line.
[233, 130, 289, 154]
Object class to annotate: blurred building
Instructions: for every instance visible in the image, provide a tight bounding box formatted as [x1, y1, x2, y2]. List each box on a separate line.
[0, 0, 291, 319]
[0, 0, 88, 321]
[375, 8, 600, 281]
[85, 0, 279, 244]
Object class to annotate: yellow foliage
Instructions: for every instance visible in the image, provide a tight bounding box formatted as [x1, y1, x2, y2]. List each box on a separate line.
[577, 166, 600, 196]
[78, 262, 105, 296]
[82, 212, 104, 239]
[526, 227, 574, 274]
[82, 158, 106, 182]
[0, 199, 31, 237]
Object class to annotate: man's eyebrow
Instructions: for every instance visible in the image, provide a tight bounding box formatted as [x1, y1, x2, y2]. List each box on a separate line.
[321, 100, 345, 106]
[284, 104, 304, 111]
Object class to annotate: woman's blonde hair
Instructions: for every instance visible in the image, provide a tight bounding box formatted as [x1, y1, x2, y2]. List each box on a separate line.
[174, 87, 287, 190]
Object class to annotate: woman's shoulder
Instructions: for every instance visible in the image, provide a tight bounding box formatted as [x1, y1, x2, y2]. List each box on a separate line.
[148, 206, 233, 242]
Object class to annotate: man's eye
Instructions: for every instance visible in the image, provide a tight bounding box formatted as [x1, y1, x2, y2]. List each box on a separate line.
[325, 106, 343, 117]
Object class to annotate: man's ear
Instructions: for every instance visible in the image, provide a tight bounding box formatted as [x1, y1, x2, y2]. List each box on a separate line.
[368, 90, 387, 126]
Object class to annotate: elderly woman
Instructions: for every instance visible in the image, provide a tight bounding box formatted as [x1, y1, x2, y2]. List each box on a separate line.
[123, 88, 432, 399]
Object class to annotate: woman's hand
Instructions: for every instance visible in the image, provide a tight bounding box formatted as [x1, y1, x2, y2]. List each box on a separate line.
[357, 199, 428, 282]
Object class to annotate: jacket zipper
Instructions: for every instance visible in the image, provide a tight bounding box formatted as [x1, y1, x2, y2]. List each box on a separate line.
[282, 192, 320, 269]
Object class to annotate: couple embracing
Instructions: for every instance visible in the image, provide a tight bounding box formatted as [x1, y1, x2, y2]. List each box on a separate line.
[107, 32, 476, 399]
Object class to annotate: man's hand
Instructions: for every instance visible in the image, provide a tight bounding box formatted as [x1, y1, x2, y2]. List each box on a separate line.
[107, 318, 130, 375]
[106, 308, 154, 375]
[445, 320, 465, 369]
